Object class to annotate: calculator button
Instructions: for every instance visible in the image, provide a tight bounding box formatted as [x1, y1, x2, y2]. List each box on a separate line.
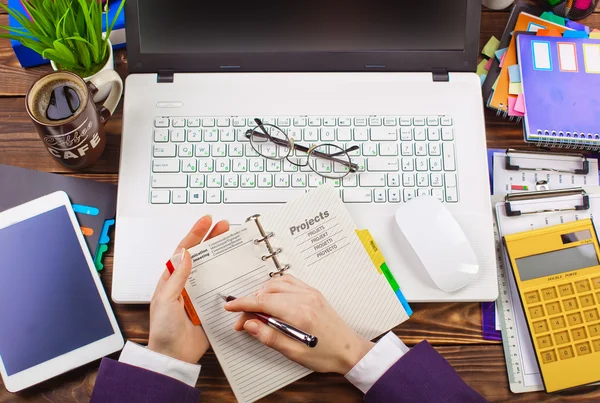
[580, 294, 596, 308]
[541, 349, 557, 364]
[572, 327, 588, 341]
[563, 297, 579, 311]
[597, 292, 600, 303]
[584, 308, 600, 322]
[576, 341, 592, 356]
[559, 283, 575, 296]
[593, 277, 600, 289]
[533, 320, 549, 334]
[567, 312, 584, 326]
[594, 339, 600, 352]
[576, 279, 591, 293]
[551, 316, 567, 330]
[542, 287, 558, 300]
[537, 335, 553, 349]
[558, 346, 575, 360]
[525, 291, 541, 304]
[545, 302, 562, 315]
[528, 305, 545, 319]
[589, 324, 600, 337]
[554, 331, 570, 345]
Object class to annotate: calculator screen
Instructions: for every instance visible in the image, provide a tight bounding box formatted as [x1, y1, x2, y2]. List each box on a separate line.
[516, 243, 599, 281]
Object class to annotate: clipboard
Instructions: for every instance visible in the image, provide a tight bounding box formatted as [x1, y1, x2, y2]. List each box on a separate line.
[494, 187, 600, 393]
[492, 149, 599, 197]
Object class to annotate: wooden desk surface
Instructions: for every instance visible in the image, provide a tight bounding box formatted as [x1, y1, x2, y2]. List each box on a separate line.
[1, 2, 600, 401]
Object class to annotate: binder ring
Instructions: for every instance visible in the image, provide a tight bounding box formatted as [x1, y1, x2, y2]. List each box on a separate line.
[254, 232, 274, 244]
[262, 248, 283, 261]
[269, 264, 291, 277]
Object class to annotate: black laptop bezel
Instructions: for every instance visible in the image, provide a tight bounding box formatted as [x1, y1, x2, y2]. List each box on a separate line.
[125, 1, 481, 74]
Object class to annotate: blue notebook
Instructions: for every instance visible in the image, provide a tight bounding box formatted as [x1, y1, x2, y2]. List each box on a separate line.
[517, 34, 600, 148]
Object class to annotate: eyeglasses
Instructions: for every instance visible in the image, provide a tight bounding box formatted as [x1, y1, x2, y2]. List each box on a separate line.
[245, 118, 359, 180]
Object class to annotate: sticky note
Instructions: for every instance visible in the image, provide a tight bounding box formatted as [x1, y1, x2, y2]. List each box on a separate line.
[499, 52, 507, 68]
[540, 11, 565, 26]
[558, 42, 578, 72]
[508, 96, 525, 117]
[495, 47, 508, 61]
[509, 82, 522, 95]
[480, 73, 487, 86]
[583, 44, 600, 74]
[564, 30, 589, 38]
[532, 41, 552, 70]
[485, 57, 493, 71]
[515, 93, 526, 114]
[528, 22, 546, 33]
[591, 32, 600, 40]
[492, 75, 500, 91]
[476, 59, 488, 76]
[566, 20, 587, 31]
[482, 36, 501, 58]
[508, 64, 521, 82]
[537, 29, 562, 37]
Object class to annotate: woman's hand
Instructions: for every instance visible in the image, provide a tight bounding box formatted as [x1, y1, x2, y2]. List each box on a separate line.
[224, 275, 374, 374]
[148, 215, 229, 363]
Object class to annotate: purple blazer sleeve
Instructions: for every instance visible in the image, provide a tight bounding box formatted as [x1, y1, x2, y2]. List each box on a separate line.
[90, 358, 200, 403]
[365, 341, 487, 403]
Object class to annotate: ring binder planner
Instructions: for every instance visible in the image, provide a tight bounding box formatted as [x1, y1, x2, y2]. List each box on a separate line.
[505, 188, 590, 216]
[246, 214, 290, 277]
[505, 149, 590, 174]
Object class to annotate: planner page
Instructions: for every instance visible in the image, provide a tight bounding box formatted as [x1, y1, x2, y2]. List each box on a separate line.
[182, 185, 409, 403]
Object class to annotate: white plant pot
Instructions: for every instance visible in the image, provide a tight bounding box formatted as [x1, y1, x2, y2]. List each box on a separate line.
[51, 38, 115, 103]
[482, 0, 515, 10]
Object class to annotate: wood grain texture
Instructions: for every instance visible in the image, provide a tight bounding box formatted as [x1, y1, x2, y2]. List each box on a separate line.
[2, 4, 600, 402]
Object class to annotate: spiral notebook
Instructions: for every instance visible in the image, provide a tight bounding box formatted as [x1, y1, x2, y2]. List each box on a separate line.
[517, 34, 600, 148]
[176, 185, 410, 403]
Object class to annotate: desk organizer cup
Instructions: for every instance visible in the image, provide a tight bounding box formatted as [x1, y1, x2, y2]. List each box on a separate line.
[25, 70, 123, 170]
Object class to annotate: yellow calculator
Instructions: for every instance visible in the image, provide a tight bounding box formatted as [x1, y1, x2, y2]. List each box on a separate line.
[504, 219, 600, 392]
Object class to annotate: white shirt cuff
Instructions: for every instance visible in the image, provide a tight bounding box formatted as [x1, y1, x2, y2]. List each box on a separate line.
[118, 341, 201, 387]
[344, 332, 409, 394]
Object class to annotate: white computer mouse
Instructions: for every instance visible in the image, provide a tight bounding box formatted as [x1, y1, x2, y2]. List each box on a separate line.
[394, 196, 479, 292]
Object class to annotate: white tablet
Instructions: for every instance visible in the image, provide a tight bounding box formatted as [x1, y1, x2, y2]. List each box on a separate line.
[0, 191, 123, 392]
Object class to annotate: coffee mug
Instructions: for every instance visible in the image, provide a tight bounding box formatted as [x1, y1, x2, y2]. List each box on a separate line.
[25, 70, 123, 170]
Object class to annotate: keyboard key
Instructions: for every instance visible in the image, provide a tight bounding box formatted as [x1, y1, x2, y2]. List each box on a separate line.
[533, 319, 548, 333]
[275, 173, 290, 187]
[154, 117, 169, 128]
[308, 117, 322, 126]
[414, 143, 427, 156]
[217, 118, 230, 127]
[249, 158, 265, 172]
[528, 305, 545, 319]
[240, 173, 256, 188]
[179, 144, 194, 157]
[233, 117, 246, 127]
[576, 280, 591, 293]
[429, 143, 441, 156]
[542, 287, 558, 301]
[417, 188, 429, 197]
[576, 341, 592, 356]
[246, 144, 259, 157]
[374, 189, 386, 202]
[558, 346, 574, 360]
[359, 173, 386, 187]
[367, 158, 399, 172]
[190, 174, 205, 188]
[430, 157, 442, 172]
[187, 129, 202, 142]
[152, 174, 187, 188]
[283, 160, 299, 172]
[580, 294, 595, 308]
[594, 339, 600, 353]
[550, 316, 566, 330]
[153, 144, 176, 157]
[343, 175, 357, 187]
[202, 118, 215, 127]
[526, 291, 541, 304]
[546, 302, 562, 315]
[403, 189, 416, 202]
[213, 144, 227, 157]
[537, 335, 553, 349]
[432, 188, 444, 202]
[402, 158, 415, 172]
[154, 129, 169, 142]
[427, 127, 440, 141]
[151, 190, 170, 204]
[354, 117, 367, 126]
[442, 143, 456, 171]
[337, 128, 352, 141]
[232, 159, 248, 173]
[187, 118, 201, 127]
[542, 350, 557, 364]
[441, 117, 453, 126]
[362, 143, 377, 156]
[559, 283, 575, 296]
[198, 160, 214, 172]
[343, 188, 372, 203]
[567, 312, 583, 326]
[554, 330, 570, 344]
[584, 308, 599, 322]
[589, 323, 600, 338]
[354, 128, 369, 141]
[338, 117, 351, 126]
[399, 117, 412, 126]
[571, 327, 587, 341]
[293, 117, 307, 126]
[258, 173, 273, 188]
[189, 190, 204, 204]
[427, 117, 439, 126]
[206, 189, 221, 204]
[442, 127, 454, 141]
[153, 159, 179, 173]
[170, 129, 185, 142]
[592, 277, 600, 289]
[292, 173, 307, 187]
[563, 297, 579, 311]
[215, 159, 231, 172]
[431, 174, 443, 187]
[401, 143, 413, 156]
[182, 160, 197, 173]
[383, 117, 396, 126]
[387, 173, 400, 187]
[195, 144, 210, 157]
[400, 128, 412, 141]
[223, 189, 305, 203]
[403, 173, 415, 187]
[204, 128, 219, 142]
[206, 174, 222, 188]
[277, 117, 291, 127]
[414, 127, 426, 141]
[266, 160, 281, 172]
[172, 118, 185, 128]
[413, 117, 425, 126]
[322, 128, 336, 141]
[388, 188, 400, 203]
[172, 189, 187, 204]
[221, 128, 235, 142]
[416, 157, 428, 172]
[417, 174, 428, 187]
[305, 128, 319, 141]
[369, 117, 382, 126]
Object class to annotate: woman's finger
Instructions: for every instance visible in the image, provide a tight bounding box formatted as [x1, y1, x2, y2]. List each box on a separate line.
[175, 215, 213, 252]
[206, 220, 230, 240]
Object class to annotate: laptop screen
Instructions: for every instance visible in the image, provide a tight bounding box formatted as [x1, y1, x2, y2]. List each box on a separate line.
[138, 0, 467, 55]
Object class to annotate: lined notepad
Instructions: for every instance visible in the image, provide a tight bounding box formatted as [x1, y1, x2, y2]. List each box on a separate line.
[182, 186, 410, 402]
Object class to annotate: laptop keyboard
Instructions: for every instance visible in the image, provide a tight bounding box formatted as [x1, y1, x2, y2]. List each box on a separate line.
[150, 116, 458, 205]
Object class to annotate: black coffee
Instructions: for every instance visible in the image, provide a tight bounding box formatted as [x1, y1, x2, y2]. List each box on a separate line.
[45, 85, 81, 121]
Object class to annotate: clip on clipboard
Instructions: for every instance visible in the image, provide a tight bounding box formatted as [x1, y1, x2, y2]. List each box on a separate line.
[504, 188, 591, 217]
[504, 149, 590, 175]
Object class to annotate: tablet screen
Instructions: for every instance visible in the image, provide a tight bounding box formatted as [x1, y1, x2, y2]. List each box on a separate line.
[0, 206, 114, 376]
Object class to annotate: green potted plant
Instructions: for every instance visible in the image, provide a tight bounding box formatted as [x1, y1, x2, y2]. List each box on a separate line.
[0, 0, 125, 100]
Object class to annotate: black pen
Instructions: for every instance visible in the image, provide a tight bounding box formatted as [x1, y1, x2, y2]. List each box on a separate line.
[220, 294, 318, 348]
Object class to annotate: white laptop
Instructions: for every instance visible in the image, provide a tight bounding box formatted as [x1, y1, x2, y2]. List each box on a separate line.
[114, 0, 498, 303]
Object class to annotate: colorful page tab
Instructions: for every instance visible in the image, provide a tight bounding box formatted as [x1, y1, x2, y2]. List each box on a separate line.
[482, 36, 501, 58]
[532, 41, 552, 70]
[558, 42, 578, 72]
[509, 82, 523, 95]
[564, 30, 589, 39]
[508, 64, 521, 82]
[495, 47, 508, 61]
[515, 93, 526, 114]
